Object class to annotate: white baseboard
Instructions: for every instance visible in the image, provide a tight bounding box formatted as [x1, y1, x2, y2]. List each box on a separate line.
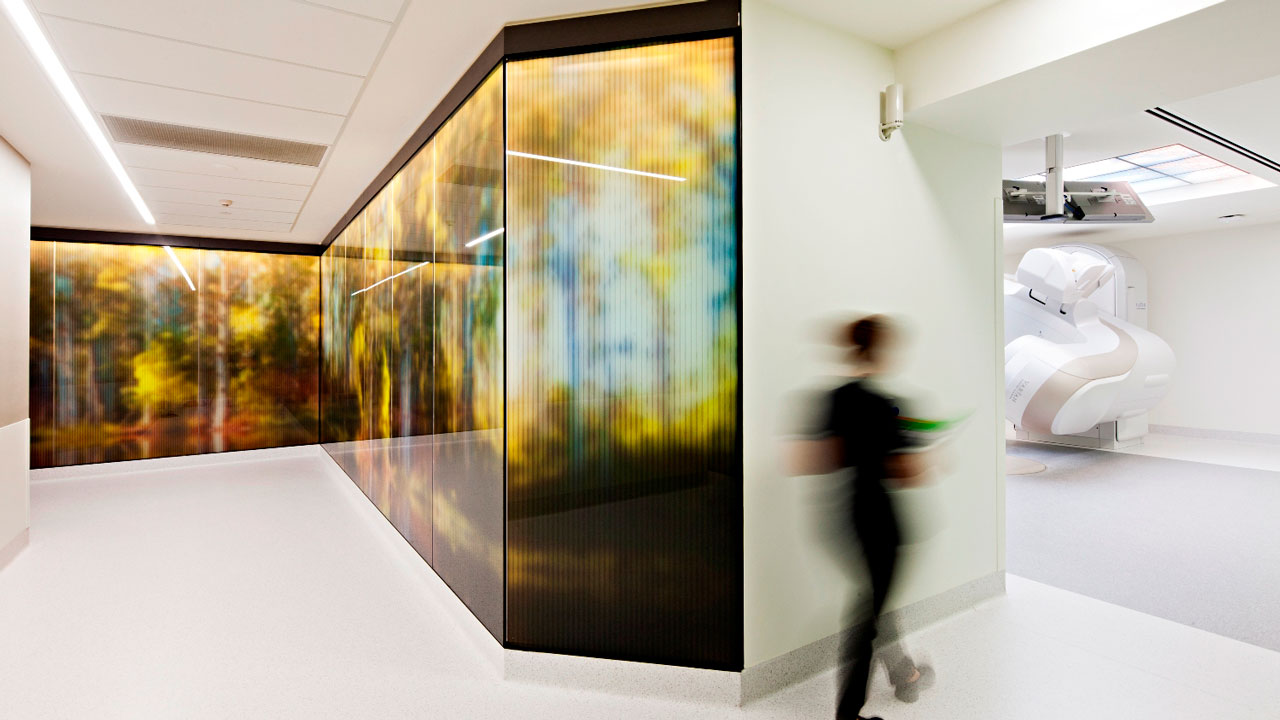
[740, 570, 1006, 705]
[1149, 425, 1280, 446]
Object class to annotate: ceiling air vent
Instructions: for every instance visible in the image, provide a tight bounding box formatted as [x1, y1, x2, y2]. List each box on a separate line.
[101, 115, 328, 167]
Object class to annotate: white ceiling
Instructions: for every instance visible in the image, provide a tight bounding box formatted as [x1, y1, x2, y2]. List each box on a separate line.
[771, 0, 1004, 49]
[1002, 76, 1280, 256]
[0, 0, 658, 244]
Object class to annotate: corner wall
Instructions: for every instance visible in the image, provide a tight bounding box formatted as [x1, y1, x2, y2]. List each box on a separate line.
[1116, 222, 1280, 437]
[0, 136, 31, 566]
[742, 0, 1004, 668]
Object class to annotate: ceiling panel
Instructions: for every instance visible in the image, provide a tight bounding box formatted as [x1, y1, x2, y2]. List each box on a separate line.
[1164, 74, 1280, 167]
[772, 0, 1003, 48]
[155, 213, 295, 233]
[43, 16, 362, 114]
[150, 200, 297, 224]
[118, 144, 320, 186]
[131, 167, 310, 200]
[139, 186, 303, 214]
[78, 74, 342, 145]
[304, 0, 404, 23]
[33, 0, 390, 76]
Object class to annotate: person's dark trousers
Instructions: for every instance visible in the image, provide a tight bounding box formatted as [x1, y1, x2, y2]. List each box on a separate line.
[836, 479, 908, 719]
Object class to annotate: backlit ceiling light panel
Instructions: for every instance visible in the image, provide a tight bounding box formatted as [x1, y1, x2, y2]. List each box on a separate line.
[1, 0, 155, 224]
[1019, 144, 1261, 196]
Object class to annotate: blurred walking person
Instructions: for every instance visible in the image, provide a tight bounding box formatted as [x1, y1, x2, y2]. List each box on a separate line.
[793, 315, 935, 720]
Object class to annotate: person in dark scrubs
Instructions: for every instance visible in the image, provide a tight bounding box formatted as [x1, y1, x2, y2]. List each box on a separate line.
[796, 315, 935, 720]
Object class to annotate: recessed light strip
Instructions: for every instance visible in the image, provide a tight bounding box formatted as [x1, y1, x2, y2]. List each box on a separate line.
[1146, 108, 1280, 175]
[507, 150, 686, 182]
[1, 0, 155, 224]
[163, 246, 195, 291]
[351, 261, 430, 297]
[464, 227, 504, 248]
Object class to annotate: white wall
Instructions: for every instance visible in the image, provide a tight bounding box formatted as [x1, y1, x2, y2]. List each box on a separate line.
[0, 136, 30, 565]
[1117, 223, 1280, 437]
[743, 0, 1004, 668]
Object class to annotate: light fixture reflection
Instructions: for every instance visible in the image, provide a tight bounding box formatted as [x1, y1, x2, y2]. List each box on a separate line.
[507, 150, 686, 182]
[1, 0, 155, 224]
[163, 246, 195, 291]
[465, 227, 504, 248]
[351, 261, 430, 297]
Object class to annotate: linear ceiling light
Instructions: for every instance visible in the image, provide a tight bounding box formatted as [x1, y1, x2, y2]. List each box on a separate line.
[163, 246, 195, 291]
[507, 150, 686, 182]
[464, 227, 504, 248]
[351, 261, 429, 297]
[1, 0, 155, 224]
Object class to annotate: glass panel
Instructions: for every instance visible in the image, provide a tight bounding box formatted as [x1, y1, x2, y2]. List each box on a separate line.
[29, 241, 56, 469]
[1084, 167, 1161, 183]
[1148, 154, 1224, 177]
[319, 68, 505, 638]
[1178, 165, 1247, 184]
[1129, 176, 1189, 194]
[430, 69, 506, 639]
[33, 242, 318, 468]
[506, 37, 741, 668]
[1120, 144, 1198, 167]
[1063, 158, 1132, 180]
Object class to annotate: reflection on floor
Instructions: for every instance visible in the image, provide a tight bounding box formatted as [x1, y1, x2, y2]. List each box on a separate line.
[3, 448, 1277, 719]
[1006, 439, 1280, 651]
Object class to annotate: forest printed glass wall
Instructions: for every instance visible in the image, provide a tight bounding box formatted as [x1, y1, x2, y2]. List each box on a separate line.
[29, 242, 319, 468]
[505, 37, 740, 668]
[320, 69, 505, 639]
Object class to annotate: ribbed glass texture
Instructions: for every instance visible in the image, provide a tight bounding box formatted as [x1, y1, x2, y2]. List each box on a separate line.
[505, 37, 741, 668]
[319, 68, 505, 639]
[29, 241, 319, 468]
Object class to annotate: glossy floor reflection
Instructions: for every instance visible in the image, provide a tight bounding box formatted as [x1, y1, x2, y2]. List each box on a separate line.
[3, 448, 1276, 719]
[324, 429, 503, 639]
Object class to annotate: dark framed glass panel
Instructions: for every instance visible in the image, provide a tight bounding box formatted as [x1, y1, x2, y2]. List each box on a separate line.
[31, 242, 318, 468]
[505, 37, 741, 668]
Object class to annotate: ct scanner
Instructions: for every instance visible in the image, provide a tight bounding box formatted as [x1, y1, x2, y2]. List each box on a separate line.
[1005, 244, 1175, 447]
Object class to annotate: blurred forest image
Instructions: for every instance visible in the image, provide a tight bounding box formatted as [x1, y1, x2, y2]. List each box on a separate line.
[30, 241, 319, 468]
[320, 69, 505, 638]
[505, 38, 741, 667]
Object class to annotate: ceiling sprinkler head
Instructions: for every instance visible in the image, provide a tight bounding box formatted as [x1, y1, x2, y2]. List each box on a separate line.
[220, 199, 233, 208]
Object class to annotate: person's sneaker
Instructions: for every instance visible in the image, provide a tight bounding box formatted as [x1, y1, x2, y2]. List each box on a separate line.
[893, 664, 935, 703]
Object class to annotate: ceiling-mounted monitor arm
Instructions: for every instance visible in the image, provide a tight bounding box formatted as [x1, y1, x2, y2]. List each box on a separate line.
[1044, 133, 1065, 219]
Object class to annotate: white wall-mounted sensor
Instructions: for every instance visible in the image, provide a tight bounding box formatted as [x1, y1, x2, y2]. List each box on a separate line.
[880, 83, 904, 141]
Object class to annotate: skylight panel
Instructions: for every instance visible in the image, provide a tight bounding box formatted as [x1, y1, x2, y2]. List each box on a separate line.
[1148, 154, 1224, 176]
[1177, 165, 1246, 184]
[1128, 177, 1188, 194]
[1120, 144, 1197, 166]
[1062, 158, 1132, 180]
[1085, 167, 1162, 183]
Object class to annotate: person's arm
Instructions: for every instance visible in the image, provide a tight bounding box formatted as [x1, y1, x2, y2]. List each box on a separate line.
[787, 388, 846, 476]
[886, 451, 931, 487]
[788, 436, 843, 476]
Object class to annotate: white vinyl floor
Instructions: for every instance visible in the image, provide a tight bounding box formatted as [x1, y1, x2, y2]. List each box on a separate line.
[2, 447, 1277, 719]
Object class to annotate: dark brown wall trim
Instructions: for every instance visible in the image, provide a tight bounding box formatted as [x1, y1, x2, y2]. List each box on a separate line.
[320, 0, 740, 249]
[31, 226, 326, 256]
